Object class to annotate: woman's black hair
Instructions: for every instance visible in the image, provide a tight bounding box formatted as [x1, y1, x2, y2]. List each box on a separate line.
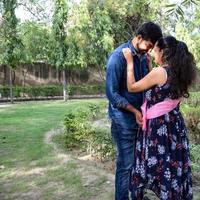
[136, 22, 163, 45]
[156, 36, 197, 99]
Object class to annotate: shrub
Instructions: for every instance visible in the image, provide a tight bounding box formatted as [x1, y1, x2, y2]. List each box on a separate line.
[182, 95, 200, 144]
[190, 144, 200, 172]
[63, 102, 115, 160]
[184, 108, 200, 143]
[0, 84, 105, 98]
[0, 86, 10, 98]
[68, 84, 105, 96]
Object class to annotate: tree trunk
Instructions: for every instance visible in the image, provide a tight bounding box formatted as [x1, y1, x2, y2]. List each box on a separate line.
[3, 65, 7, 85]
[22, 69, 28, 97]
[9, 67, 14, 104]
[62, 69, 68, 101]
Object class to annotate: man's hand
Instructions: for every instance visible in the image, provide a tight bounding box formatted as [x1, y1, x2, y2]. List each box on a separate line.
[135, 110, 143, 127]
[125, 104, 143, 127]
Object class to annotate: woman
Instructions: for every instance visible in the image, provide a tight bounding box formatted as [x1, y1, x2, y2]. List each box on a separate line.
[122, 36, 196, 200]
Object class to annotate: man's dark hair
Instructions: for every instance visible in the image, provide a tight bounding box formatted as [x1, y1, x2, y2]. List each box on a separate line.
[136, 22, 163, 45]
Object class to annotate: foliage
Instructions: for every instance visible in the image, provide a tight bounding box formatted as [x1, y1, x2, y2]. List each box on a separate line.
[63, 102, 115, 160]
[182, 92, 200, 144]
[190, 144, 200, 172]
[19, 22, 52, 63]
[0, 0, 23, 68]
[51, 0, 68, 69]
[79, 1, 114, 70]
[0, 0, 25, 103]
[1, 0, 200, 70]
[0, 85, 62, 98]
[68, 84, 105, 96]
[0, 84, 105, 98]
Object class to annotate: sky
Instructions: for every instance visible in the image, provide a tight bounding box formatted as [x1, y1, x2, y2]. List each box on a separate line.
[4, 0, 194, 26]
[15, 0, 81, 23]
[15, 0, 54, 24]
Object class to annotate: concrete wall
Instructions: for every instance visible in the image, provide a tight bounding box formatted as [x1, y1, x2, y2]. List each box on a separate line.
[0, 63, 105, 86]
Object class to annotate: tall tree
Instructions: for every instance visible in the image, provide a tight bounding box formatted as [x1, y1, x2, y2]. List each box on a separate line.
[83, 2, 114, 78]
[1, 0, 23, 103]
[52, 0, 69, 101]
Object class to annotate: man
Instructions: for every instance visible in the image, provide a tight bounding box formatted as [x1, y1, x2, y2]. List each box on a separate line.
[106, 22, 162, 200]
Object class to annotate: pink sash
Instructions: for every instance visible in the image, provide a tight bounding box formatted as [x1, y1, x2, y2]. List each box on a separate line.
[141, 98, 181, 131]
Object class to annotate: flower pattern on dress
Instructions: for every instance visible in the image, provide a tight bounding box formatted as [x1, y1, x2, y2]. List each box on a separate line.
[148, 156, 157, 167]
[129, 66, 193, 200]
[164, 168, 171, 181]
[161, 190, 169, 200]
[145, 89, 152, 101]
[158, 145, 165, 155]
[157, 124, 168, 136]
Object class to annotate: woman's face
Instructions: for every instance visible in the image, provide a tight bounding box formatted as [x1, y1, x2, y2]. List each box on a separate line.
[153, 45, 163, 66]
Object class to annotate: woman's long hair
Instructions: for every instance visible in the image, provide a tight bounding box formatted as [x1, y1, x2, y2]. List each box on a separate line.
[156, 36, 197, 99]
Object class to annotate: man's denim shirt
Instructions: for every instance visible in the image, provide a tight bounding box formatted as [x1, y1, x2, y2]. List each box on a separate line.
[106, 40, 149, 129]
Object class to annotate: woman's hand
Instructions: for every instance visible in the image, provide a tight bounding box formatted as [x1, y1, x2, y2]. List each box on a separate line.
[122, 48, 133, 64]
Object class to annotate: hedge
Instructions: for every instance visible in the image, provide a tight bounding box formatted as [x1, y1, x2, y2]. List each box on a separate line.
[0, 84, 105, 98]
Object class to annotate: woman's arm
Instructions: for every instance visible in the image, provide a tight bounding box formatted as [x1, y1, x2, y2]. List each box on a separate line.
[122, 48, 167, 93]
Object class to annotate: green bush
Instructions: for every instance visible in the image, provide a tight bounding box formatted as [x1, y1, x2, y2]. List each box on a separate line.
[63, 102, 115, 160]
[87, 127, 115, 160]
[182, 93, 200, 144]
[0, 86, 10, 97]
[184, 107, 200, 143]
[190, 144, 200, 172]
[0, 84, 105, 98]
[63, 110, 91, 148]
[0, 85, 62, 98]
[183, 92, 200, 107]
[68, 84, 105, 96]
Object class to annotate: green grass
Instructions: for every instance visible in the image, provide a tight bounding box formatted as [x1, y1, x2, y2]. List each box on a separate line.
[0, 99, 113, 200]
[0, 100, 106, 166]
[1, 98, 199, 199]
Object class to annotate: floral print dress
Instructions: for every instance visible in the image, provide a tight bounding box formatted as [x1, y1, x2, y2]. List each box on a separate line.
[130, 66, 193, 200]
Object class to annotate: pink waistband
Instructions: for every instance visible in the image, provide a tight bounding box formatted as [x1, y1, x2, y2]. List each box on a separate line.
[141, 98, 181, 131]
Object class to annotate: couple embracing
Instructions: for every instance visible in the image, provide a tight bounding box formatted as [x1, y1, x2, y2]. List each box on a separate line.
[106, 22, 196, 200]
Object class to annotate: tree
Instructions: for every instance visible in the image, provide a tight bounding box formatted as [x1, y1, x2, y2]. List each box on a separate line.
[1, 0, 23, 103]
[175, 2, 200, 69]
[80, 0, 166, 72]
[52, 0, 69, 101]
[80, 1, 114, 79]
[19, 22, 52, 63]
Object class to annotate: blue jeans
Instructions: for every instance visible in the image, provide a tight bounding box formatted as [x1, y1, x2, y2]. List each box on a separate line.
[111, 119, 138, 200]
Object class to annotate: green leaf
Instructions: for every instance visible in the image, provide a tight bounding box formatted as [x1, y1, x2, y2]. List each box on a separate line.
[165, 3, 177, 8]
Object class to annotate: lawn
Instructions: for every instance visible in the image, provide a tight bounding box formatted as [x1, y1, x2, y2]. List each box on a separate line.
[0, 99, 199, 200]
[0, 99, 114, 200]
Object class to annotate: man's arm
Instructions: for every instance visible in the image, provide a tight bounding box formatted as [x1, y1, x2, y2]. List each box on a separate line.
[106, 52, 142, 126]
